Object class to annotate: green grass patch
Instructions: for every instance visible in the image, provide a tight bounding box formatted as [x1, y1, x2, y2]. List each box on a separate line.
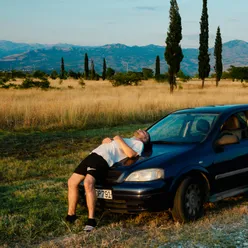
[0, 124, 149, 246]
[0, 124, 247, 247]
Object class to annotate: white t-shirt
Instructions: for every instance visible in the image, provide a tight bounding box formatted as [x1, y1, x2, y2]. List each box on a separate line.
[91, 138, 144, 167]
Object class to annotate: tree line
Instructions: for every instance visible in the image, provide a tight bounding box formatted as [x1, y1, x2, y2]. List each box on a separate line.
[165, 0, 225, 93]
[1, 62, 247, 90]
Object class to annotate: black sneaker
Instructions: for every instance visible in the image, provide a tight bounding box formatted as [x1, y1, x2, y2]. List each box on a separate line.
[83, 218, 97, 232]
[65, 215, 78, 223]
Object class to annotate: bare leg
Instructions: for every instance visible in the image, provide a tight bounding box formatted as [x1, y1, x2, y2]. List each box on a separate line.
[68, 173, 85, 215]
[84, 174, 96, 219]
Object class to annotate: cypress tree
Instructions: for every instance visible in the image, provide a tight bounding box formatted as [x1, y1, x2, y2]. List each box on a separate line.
[90, 60, 95, 80]
[60, 57, 65, 79]
[102, 58, 107, 81]
[155, 55, 160, 80]
[84, 53, 89, 79]
[165, 0, 184, 93]
[198, 0, 210, 89]
[214, 26, 223, 87]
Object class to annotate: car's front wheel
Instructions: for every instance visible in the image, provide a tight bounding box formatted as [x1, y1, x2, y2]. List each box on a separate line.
[172, 177, 205, 223]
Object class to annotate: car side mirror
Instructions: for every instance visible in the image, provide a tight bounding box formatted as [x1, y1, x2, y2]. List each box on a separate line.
[215, 133, 239, 147]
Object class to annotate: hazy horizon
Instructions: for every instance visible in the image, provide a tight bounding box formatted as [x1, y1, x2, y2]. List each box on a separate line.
[1, 38, 247, 50]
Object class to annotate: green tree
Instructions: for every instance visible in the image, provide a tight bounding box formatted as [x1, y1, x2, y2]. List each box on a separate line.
[50, 70, 58, 80]
[90, 60, 96, 80]
[177, 70, 191, 82]
[198, 0, 210, 89]
[84, 53, 89, 79]
[60, 57, 65, 79]
[228, 66, 248, 82]
[222, 71, 231, 79]
[102, 58, 107, 81]
[214, 26, 223, 87]
[68, 70, 81, 79]
[155, 55, 160, 80]
[11, 70, 26, 78]
[111, 72, 141, 86]
[33, 70, 47, 79]
[165, 0, 184, 93]
[106, 68, 115, 79]
[142, 68, 153, 79]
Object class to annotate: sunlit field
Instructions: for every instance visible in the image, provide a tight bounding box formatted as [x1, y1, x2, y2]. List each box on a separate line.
[0, 78, 247, 131]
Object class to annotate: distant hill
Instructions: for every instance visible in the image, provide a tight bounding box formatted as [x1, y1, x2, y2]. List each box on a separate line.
[0, 39, 247, 76]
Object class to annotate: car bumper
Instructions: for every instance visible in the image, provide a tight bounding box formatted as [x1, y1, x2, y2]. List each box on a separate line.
[79, 180, 172, 213]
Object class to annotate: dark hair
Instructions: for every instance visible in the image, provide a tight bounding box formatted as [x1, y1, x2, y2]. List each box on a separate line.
[143, 130, 150, 144]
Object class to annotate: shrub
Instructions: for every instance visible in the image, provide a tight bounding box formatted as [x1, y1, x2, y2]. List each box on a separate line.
[106, 68, 115, 79]
[177, 70, 191, 82]
[50, 70, 58, 80]
[68, 70, 80, 79]
[11, 70, 27, 78]
[32, 70, 48, 79]
[1, 77, 11, 83]
[142, 68, 154, 80]
[0, 83, 18, 89]
[94, 73, 100, 81]
[20, 78, 50, 89]
[78, 78, 85, 88]
[59, 71, 67, 80]
[155, 73, 169, 83]
[111, 72, 142, 86]
[20, 78, 35, 88]
[39, 78, 50, 89]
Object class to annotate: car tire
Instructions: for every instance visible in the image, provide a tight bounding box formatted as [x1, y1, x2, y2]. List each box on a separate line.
[172, 176, 205, 223]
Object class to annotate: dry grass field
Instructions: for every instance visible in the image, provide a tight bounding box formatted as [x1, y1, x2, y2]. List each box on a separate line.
[0, 78, 248, 131]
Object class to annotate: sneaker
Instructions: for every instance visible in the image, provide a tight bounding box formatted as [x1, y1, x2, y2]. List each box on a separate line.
[65, 215, 77, 223]
[83, 218, 96, 232]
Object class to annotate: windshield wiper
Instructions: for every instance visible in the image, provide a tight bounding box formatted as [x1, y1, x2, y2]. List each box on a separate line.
[151, 141, 178, 144]
[151, 140, 198, 145]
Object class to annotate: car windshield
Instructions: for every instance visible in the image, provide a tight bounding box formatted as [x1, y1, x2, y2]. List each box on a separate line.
[148, 113, 219, 144]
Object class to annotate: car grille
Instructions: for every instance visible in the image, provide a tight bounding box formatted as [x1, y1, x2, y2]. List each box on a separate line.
[96, 199, 147, 213]
[104, 169, 123, 184]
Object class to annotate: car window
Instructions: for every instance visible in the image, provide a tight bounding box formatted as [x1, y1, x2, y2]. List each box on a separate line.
[237, 111, 248, 139]
[148, 113, 218, 143]
[237, 112, 248, 129]
[220, 111, 248, 140]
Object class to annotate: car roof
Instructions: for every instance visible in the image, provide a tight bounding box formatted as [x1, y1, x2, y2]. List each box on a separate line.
[173, 104, 248, 114]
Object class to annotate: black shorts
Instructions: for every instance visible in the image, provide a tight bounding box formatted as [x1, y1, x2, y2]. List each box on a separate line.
[74, 153, 109, 181]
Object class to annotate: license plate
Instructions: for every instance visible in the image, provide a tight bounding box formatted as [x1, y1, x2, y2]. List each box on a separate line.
[95, 189, 113, 199]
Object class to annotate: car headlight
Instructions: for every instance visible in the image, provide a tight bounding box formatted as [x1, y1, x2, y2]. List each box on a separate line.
[125, 168, 164, 182]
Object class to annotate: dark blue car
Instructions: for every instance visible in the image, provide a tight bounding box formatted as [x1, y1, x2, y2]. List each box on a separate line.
[79, 104, 248, 222]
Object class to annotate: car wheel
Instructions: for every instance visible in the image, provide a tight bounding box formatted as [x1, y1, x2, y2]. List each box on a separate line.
[172, 177, 205, 223]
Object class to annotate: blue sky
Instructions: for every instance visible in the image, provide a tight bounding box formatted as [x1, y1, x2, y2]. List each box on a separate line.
[1, 0, 247, 48]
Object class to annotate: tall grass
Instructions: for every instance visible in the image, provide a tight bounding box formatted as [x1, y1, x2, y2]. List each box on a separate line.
[0, 79, 247, 131]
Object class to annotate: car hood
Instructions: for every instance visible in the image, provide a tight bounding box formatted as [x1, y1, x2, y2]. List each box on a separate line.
[113, 143, 196, 169]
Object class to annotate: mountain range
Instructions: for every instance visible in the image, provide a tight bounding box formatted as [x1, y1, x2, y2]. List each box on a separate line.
[0, 40, 248, 76]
